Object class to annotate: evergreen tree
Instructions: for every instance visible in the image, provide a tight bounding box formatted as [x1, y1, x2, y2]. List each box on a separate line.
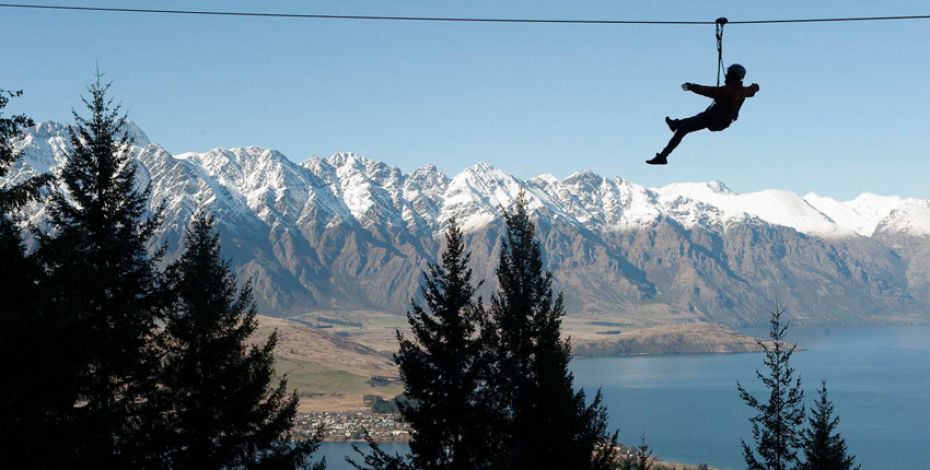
[737, 303, 805, 470]
[800, 381, 859, 470]
[391, 218, 490, 469]
[0, 89, 57, 468]
[633, 435, 654, 470]
[482, 192, 619, 470]
[35, 75, 165, 466]
[160, 213, 324, 469]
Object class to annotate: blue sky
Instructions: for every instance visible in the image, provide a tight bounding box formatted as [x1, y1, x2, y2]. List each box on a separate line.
[4, 0, 929, 199]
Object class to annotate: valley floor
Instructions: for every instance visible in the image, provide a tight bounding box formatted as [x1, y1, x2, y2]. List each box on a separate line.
[256, 312, 766, 413]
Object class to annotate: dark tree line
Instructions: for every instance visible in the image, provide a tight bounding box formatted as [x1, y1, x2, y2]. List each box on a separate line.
[0, 88, 57, 468]
[354, 194, 619, 470]
[0, 79, 323, 469]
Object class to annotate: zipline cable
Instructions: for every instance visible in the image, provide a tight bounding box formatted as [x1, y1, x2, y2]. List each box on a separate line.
[2, 3, 930, 26]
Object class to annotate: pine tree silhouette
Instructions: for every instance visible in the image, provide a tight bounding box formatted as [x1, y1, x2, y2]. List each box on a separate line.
[634, 435, 654, 470]
[351, 219, 490, 470]
[800, 381, 859, 470]
[393, 218, 491, 469]
[159, 213, 325, 469]
[738, 302, 805, 470]
[35, 74, 165, 467]
[482, 192, 619, 470]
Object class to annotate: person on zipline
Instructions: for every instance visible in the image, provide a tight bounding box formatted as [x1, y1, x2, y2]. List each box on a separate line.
[647, 63, 759, 165]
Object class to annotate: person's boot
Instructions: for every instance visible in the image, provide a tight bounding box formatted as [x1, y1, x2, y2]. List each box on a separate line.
[646, 153, 668, 165]
[665, 116, 679, 132]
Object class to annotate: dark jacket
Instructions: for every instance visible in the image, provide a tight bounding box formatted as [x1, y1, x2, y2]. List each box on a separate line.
[689, 81, 760, 130]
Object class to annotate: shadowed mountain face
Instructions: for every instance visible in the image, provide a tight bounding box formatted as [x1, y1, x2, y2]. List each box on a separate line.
[8, 122, 930, 325]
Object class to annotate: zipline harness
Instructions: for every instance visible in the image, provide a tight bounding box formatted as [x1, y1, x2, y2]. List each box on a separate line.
[715, 17, 728, 86]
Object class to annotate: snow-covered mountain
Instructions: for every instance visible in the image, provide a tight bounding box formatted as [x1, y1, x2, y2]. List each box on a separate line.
[8, 121, 930, 325]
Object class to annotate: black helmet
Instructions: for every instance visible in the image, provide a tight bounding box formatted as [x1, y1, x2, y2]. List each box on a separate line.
[727, 64, 747, 80]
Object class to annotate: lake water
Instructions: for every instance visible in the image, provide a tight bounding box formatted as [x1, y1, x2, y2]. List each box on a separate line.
[318, 325, 930, 469]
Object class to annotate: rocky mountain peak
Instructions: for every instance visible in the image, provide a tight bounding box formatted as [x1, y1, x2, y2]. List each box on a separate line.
[8, 121, 930, 324]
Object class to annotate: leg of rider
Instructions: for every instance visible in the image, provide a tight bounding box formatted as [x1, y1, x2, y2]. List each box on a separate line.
[659, 113, 710, 157]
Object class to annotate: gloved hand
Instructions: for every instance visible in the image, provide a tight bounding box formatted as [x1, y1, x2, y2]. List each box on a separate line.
[681, 82, 692, 91]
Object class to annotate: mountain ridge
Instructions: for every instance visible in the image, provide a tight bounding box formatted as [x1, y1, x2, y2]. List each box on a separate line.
[8, 121, 930, 325]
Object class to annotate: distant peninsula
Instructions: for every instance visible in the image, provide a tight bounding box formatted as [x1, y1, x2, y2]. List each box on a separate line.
[572, 323, 766, 357]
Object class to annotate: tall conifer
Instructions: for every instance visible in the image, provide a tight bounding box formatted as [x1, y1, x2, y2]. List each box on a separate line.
[160, 213, 324, 469]
[483, 192, 619, 470]
[36, 75, 164, 466]
[738, 303, 805, 470]
[393, 218, 490, 469]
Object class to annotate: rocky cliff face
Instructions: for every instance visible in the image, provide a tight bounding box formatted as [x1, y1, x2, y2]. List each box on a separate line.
[8, 121, 930, 325]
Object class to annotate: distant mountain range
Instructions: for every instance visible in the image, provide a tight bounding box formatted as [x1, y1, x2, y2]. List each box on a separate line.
[9, 121, 930, 325]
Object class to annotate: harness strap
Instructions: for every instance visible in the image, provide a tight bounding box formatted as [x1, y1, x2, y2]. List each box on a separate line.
[715, 17, 728, 86]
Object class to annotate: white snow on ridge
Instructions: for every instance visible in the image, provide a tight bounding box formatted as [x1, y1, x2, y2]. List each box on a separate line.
[530, 172, 663, 231]
[441, 161, 530, 232]
[655, 183, 930, 238]
[655, 183, 855, 237]
[804, 192, 930, 237]
[11, 121, 930, 239]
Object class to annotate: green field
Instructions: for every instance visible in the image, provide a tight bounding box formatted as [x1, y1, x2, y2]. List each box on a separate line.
[276, 358, 403, 398]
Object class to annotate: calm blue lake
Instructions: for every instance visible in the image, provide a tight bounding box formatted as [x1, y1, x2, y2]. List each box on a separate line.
[319, 325, 930, 469]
